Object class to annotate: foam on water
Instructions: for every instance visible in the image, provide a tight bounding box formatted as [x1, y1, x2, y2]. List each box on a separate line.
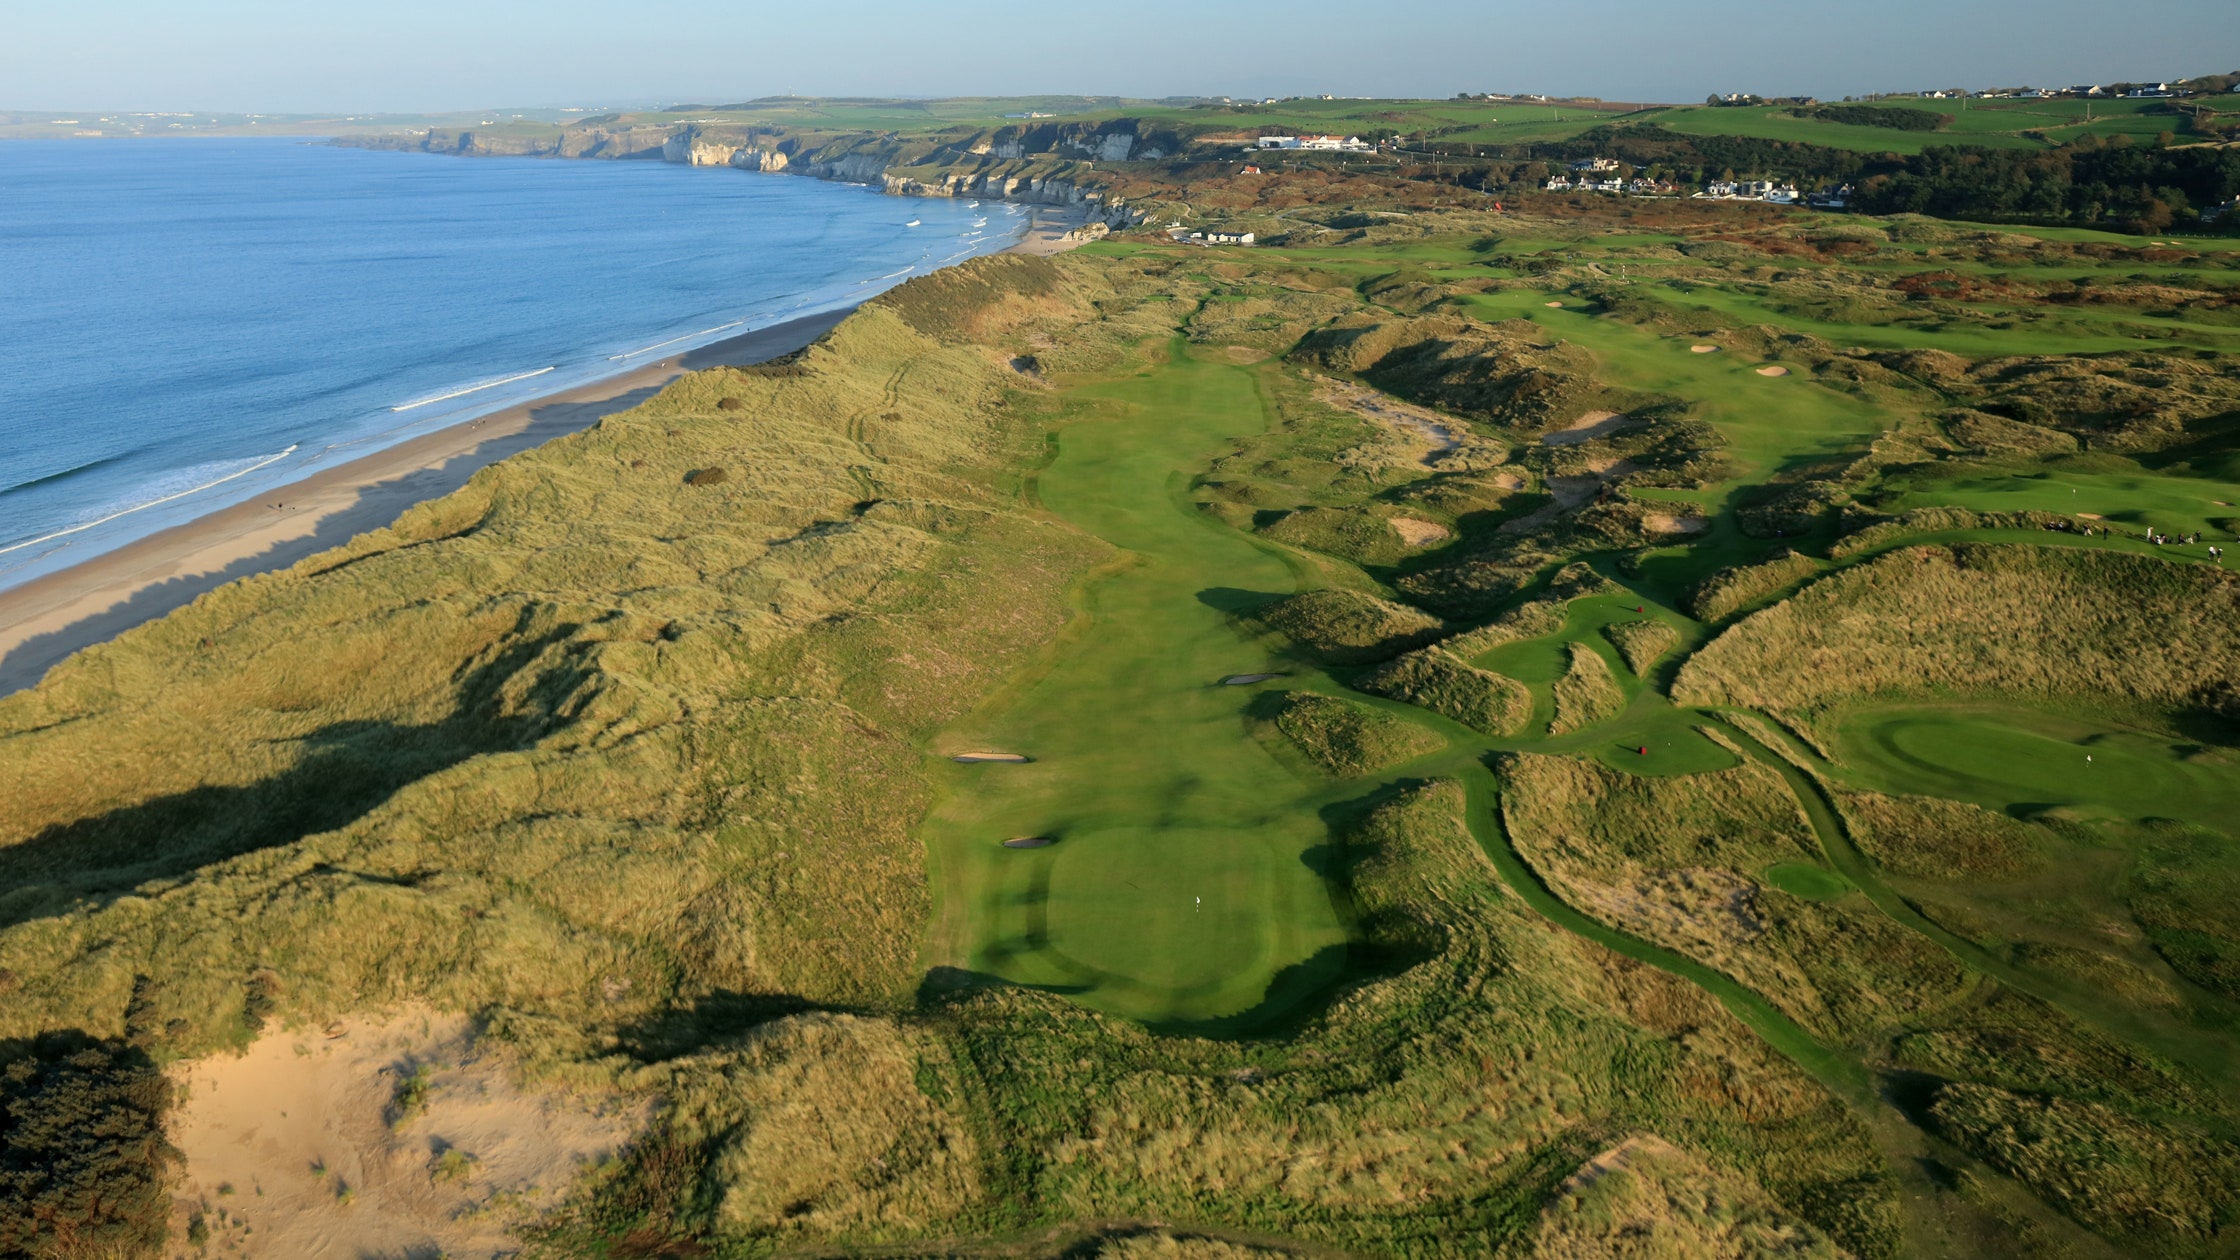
[0, 138, 1021, 589]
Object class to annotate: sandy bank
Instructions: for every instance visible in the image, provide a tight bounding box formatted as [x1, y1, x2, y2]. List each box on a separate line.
[0, 308, 850, 698]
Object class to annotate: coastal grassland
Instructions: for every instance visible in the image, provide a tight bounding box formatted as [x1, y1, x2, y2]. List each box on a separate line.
[1356, 647, 1534, 736]
[1269, 691, 1446, 777]
[1672, 544, 2240, 743]
[1599, 617, 1681, 676]
[13, 191, 2240, 1258]
[1546, 641, 1626, 735]
[0, 266, 1130, 1056]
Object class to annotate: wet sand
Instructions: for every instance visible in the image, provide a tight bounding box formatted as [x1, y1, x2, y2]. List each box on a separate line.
[0, 308, 851, 698]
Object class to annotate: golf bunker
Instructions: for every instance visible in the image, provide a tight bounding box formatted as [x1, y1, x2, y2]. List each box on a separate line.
[1690, 344, 1721, 354]
[953, 752, 1032, 763]
[1001, 835, 1057, 849]
[1756, 365, 1791, 377]
[1220, 673, 1287, 685]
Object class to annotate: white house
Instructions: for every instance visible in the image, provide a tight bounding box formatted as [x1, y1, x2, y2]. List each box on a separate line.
[1190, 229, 1255, 245]
[1544, 175, 1576, 192]
[1571, 156, 1621, 173]
[1257, 135, 1301, 149]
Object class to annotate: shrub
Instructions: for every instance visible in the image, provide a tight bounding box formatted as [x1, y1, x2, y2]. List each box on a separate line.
[717, 397, 745, 411]
[0, 1033, 174, 1260]
[683, 466, 729, 487]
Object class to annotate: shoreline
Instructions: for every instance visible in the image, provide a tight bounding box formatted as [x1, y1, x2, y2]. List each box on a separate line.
[0, 307, 852, 699]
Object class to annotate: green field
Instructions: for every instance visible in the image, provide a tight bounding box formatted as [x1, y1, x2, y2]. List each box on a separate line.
[922, 343, 1350, 1024]
[1654, 95, 2201, 154]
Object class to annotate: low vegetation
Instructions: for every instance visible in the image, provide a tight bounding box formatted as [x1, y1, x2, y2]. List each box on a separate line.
[1271, 691, 1445, 776]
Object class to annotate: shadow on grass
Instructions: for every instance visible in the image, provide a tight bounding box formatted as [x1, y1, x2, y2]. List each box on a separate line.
[0, 610, 584, 931]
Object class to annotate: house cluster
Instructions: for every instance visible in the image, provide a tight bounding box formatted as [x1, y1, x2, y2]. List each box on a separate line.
[1928, 82, 2188, 100]
[1694, 180, 1856, 209]
[1544, 172, 1678, 196]
[1254, 134, 1375, 152]
[1174, 227, 1255, 246]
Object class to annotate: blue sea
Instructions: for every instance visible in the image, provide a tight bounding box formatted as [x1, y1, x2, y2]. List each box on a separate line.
[0, 138, 1022, 590]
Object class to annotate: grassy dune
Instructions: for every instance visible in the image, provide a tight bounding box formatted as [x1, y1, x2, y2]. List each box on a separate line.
[12, 189, 2240, 1257]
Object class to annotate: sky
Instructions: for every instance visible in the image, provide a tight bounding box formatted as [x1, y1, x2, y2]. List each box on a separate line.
[5, 0, 2236, 114]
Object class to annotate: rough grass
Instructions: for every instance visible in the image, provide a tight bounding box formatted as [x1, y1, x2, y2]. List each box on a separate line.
[1835, 791, 2049, 880]
[1497, 753, 1975, 1043]
[1548, 643, 1626, 736]
[1674, 545, 2240, 736]
[1928, 1083, 2240, 1249]
[1600, 619, 1682, 677]
[1272, 692, 1445, 777]
[0, 264, 1115, 1057]
[1515, 1135, 1845, 1260]
[1686, 551, 1823, 624]
[1356, 647, 1534, 736]
[1257, 588, 1444, 665]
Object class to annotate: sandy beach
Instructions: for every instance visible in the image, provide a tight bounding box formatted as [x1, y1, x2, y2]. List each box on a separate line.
[0, 307, 851, 698]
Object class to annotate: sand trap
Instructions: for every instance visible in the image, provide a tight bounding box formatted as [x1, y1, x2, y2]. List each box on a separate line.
[167, 1007, 644, 1260]
[1544, 301, 1565, 308]
[1388, 517, 1452, 547]
[1756, 365, 1791, 377]
[1645, 513, 1710, 536]
[1219, 672, 1287, 685]
[952, 752, 1030, 763]
[1689, 344, 1721, 354]
[1543, 410, 1630, 447]
[1002, 835, 1056, 849]
[2078, 513, 2105, 520]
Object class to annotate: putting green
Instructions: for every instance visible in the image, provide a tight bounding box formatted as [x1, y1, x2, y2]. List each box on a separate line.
[922, 342, 1350, 1025]
[1833, 704, 2240, 833]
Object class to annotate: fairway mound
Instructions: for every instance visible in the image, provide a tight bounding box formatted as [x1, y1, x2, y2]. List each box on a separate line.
[1219, 672, 1286, 685]
[1674, 544, 2240, 732]
[1690, 344, 1721, 354]
[1388, 517, 1452, 546]
[1001, 835, 1056, 849]
[951, 752, 1030, 763]
[1273, 691, 1446, 776]
[1756, 365, 1791, 377]
[1543, 410, 1631, 447]
[1357, 647, 1533, 736]
[1257, 588, 1444, 665]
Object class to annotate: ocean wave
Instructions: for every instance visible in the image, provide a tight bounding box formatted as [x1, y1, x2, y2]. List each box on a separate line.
[0, 445, 299, 559]
[0, 452, 126, 498]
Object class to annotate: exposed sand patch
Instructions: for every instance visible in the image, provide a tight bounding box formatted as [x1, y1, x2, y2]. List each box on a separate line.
[168, 1008, 645, 1260]
[1558, 1134, 1686, 1198]
[1312, 375, 1465, 467]
[1388, 517, 1452, 547]
[1756, 365, 1791, 377]
[2078, 513, 2105, 520]
[1544, 300, 1566, 308]
[1543, 410, 1631, 447]
[1645, 512, 1710, 536]
[951, 752, 1030, 763]
[1689, 344, 1721, 354]
[1504, 460, 1637, 534]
